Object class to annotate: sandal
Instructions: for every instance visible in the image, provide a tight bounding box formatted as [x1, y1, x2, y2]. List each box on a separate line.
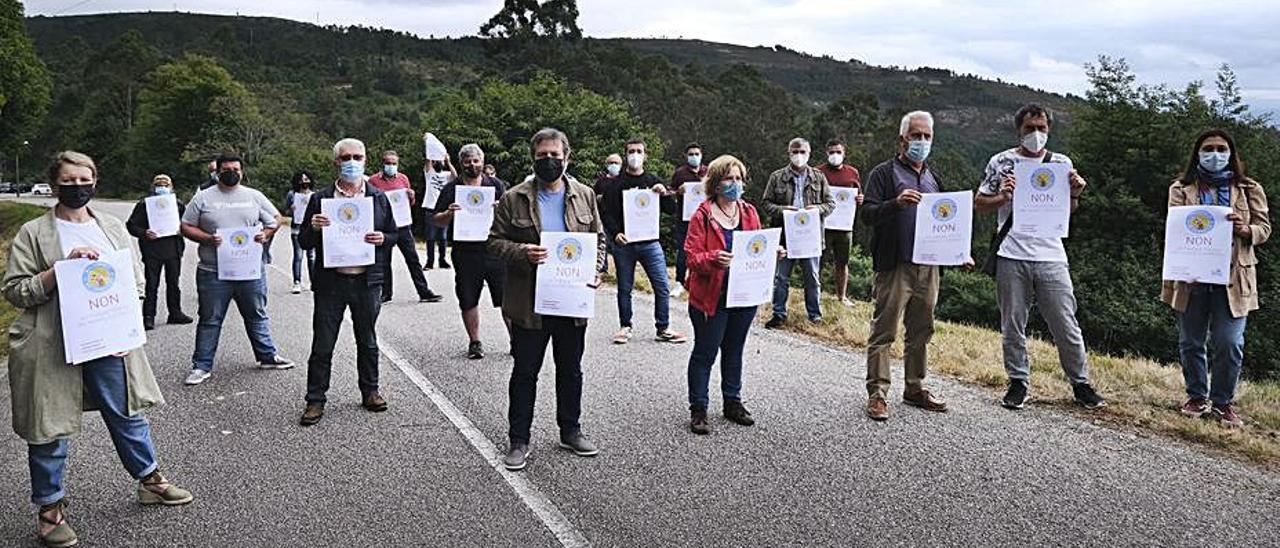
[137, 471, 194, 506]
[37, 499, 78, 547]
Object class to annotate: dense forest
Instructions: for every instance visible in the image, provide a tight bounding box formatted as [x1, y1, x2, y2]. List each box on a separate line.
[3, 2, 1279, 379]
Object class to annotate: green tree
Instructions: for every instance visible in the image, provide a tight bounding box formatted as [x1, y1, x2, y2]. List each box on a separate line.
[480, 0, 582, 41]
[0, 0, 52, 152]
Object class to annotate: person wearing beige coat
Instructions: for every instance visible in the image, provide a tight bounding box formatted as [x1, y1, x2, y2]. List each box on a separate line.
[3, 151, 192, 547]
[1161, 130, 1271, 429]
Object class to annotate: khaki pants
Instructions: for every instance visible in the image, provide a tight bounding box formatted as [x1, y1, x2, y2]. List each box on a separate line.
[865, 263, 939, 399]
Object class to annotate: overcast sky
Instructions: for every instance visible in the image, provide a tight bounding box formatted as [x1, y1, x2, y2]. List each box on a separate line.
[25, 0, 1280, 116]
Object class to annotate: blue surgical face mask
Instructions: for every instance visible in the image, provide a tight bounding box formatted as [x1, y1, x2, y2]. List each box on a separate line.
[720, 180, 744, 201]
[153, 186, 172, 196]
[606, 164, 621, 177]
[341, 160, 365, 181]
[383, 164, 398, 177]
[1199, 151, 1230, 173]
[905, 139, 932, 163]
[687, 154, 702, 168]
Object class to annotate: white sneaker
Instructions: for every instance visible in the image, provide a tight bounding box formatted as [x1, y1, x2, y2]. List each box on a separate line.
[184, 369, 211, 386]
[670, 284, 685, 298]
[291, 283, 302, 294]
[841, 297, 855, 307]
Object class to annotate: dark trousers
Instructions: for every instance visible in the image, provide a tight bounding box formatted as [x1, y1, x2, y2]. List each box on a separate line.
[385, 226, 433, 300]
[674, 221, 689, 285]
[687, 304, 756, 410]
[306, 274, 383, 406]
[508, 316, 585, 445]
[142, 256, 182, 319]
[423, 224, 449, 268]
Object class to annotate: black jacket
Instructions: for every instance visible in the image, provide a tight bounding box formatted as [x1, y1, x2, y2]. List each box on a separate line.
[599, 171, 676, 237]
[861, 156, 947, 272]
[297, 182, 399, 291]
[126, 196, 186, 261]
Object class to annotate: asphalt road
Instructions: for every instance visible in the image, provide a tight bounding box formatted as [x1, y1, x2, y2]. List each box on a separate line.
[1, 197, 1278, 547]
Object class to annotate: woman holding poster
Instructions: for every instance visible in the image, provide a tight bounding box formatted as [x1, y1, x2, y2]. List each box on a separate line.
[683, 155, 775, 435]
[1163, 129, 1271, 428]
[2, 152, 193, 547]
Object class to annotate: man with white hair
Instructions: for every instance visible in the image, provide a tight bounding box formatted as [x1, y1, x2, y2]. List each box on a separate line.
[367, 149, 443, 304]
[859, 111, 951, 421]
[297, 138, 401, 426]
[761, 137, 835, 328]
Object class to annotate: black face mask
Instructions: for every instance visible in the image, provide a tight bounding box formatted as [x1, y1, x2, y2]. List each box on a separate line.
[57, 184, 97, 210]
[463, 165, 482, 178]
[219, 170, 242, 186]
[533, 157, 565, 184]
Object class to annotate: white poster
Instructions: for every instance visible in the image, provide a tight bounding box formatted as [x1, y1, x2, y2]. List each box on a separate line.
[912, 191, 974, 266]
[726, 228, 782, 308]
[216, 225, 263, 281]
[534, 232, 598, 319]
[386, 189, 413, 228]
[825, 188, 858, 231]
[291, 192, 312, 226]
[1162, 206, 1233, 285]
[782, 209, 822, 259]
[321, 197, 375, 268]
[55, 249, 147, 365]
[422, 172, 450, 210]
[623, 188, 660, 242]
[454, 185, 496, 242]
[682, 182, 704, 222]
[1012, 162, 1072, 238]
[145, 194, 181, 238]
[423, 132, 447, 162]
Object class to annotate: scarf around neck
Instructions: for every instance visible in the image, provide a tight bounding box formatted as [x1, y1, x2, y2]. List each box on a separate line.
[1197, 168, 1234, 206]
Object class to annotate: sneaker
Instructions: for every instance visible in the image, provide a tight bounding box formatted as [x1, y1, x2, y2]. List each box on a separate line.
[440, 260, 452, 269]
[558, 433, 599, 457]
[671, 284, 685, 298]
[1215, 404, 1244, 428]
[1180, 397, 1211, 418]
[36, 499, 77, 548]
[299, 404, 324, 426]
[419, 292, 444, 303]
[167, 312, 193, 325]
[144, 316, 156, 331]
[690, 409, 712, 435]
[1072, 383, 1107, 410]
[422, 264, 434, 271]
[467, 341, 485, 360]
[258, 355, 295, 370]
[841, 297, 855, 308]
[808, 316, 823, 324]
[655, 329, 687, 344]
[865, 397, 890, 421]
[380, 294, 392, 304]
[137, 471, 194, 506]
[291, 282, 302, 294]
[1001, 380, 1029, 410]
[765, 315, 785, 329]
[361, 393, 388, 412]
[723, 400, 755, 426]
[903, 389, 948, 413]
[503, 443, 531, 471]
[612, 326, 633, 345]
[184, 369, 211, 386]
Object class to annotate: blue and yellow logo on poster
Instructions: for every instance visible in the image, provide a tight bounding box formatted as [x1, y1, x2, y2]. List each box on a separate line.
[1031, 167, 1056, 191]
[932, 198, 958, 222]
[746, 234, 768, 258]
[230, 229, 252, 249]
[338, 203, 361, 223]
[1186, 209, 1216, 234]
[795, 211, 812, 226]
[634, 193, 652, 209]
[466, 190, 485, 207]
[556, 239, 583, 264]
[82, 261, 116, 293]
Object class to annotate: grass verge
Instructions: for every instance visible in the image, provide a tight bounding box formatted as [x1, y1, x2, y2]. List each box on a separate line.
[0, 201, 51, 360]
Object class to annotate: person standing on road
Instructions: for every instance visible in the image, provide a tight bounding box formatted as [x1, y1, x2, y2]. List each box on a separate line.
[860, 111, 954, 421]
[179, 154, 294, 386]
[761, 137, 834, 328]
[599, 138, 687, 345]
[683, 155, 784, 435]
[670, 142, 709, 299]
[368, 149, 444, 304]
[1163, 129, 1271, 428]
[489, 128, 606, 471]
[422, 148, 455, 270]
[3, 151, 193, 548]
[126, 173, 194, 330]
[594, 153, 623, 275]
[283, 170, 316, 294]
[432, 143, 510, 359]
[297, 138, 401, 426]
[975, 104, 1105, 411]
[816, 138, 864, 307]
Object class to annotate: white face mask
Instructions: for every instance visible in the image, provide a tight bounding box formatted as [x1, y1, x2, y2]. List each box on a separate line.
[626, 153, 645, 169]
[790, 153, 809, 168]
[827, 153, 844, 166]
[1021, 130, 1049, 154]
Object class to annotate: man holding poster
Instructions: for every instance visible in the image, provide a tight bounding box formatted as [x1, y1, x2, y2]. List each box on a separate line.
[126, 174, 192, 330]
[671, 142, 708, 297]
[975, 104, 1104, 411]
[817, 138, 863, 307]
[489, 128, 606, 471]
[297, 138, 402, 426]
[368, 150, 441, 304]
[760, 137, 834, 328]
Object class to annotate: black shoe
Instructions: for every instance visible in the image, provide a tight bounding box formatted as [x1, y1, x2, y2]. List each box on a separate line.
[467, 341, 484, 360]
[765, 315, 785, 329]
[419, 292, 444, 303]
[1073, 383, 1106, 410]
[1002, 380, 1029, 410]
[143, 316, 156, 331]
[439, 260, 452, 269]
[690, 408, 711, 435]
[723, 400, 755, 426]
[558, 433, 599, 457]
[380, 295, 392, 304]
[167, 312, 193, 325]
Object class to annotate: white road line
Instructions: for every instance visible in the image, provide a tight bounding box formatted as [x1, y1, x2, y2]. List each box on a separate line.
[265, 262, 591, 548]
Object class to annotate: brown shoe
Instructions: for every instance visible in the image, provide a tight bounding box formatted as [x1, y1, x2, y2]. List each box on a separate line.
[299, 405, 324, 426]
[362, 393, 388, 412]
[865, 397, 890, 421]
[903, 389, 948, 413]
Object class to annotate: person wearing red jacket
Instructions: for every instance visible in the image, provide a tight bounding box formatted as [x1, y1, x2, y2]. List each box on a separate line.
[682, 155, 785, 435]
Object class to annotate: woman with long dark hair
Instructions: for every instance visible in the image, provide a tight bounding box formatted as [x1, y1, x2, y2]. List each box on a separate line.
[284, 170, 316, 293]
[1162, 129, 1271, 427]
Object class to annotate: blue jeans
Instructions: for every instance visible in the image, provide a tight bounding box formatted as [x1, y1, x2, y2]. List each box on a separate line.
[674, 221, 689, 286]
[192, 268, 280, 371]
[772, 256, 822, 320]
[291, 232, 315, 284]
[613, 240, 671, 330]
[423, 223, 448, 267]
[1177, 284, 1247, 406]
[687, 305, 757, 410]
[28, 356, 158, 505]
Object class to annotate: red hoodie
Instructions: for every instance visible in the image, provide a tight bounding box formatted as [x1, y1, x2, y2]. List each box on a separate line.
[684, 199, 763, 316]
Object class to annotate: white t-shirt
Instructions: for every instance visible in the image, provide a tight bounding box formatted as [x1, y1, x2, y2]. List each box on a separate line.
[56, 218, 115, 258]
[978, 148, 1073, 263]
